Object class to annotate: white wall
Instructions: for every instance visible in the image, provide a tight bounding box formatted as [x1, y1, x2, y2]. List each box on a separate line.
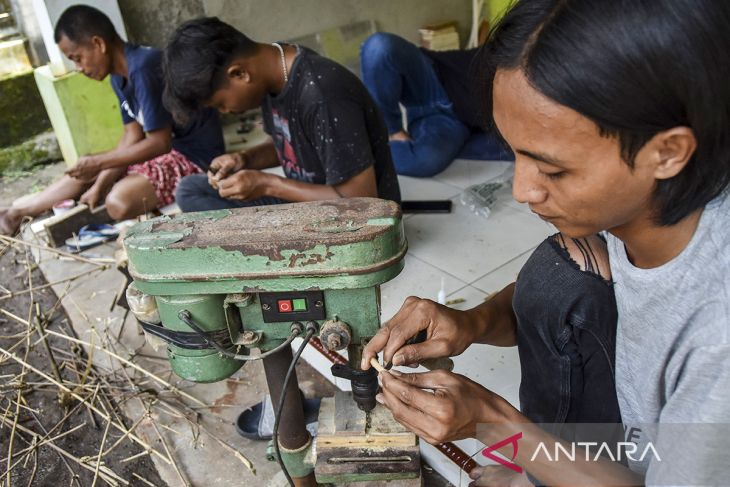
[203, 0, 473, 45]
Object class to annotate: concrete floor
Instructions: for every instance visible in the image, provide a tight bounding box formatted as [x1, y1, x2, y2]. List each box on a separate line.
[26, 157, 554, 486]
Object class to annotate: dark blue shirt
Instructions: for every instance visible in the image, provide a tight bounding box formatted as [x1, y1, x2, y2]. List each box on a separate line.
[110, 44, 224, 170]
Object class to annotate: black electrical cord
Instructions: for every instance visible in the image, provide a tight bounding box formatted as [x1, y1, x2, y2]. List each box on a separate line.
[177, 310, 303, 360]
[273, 322, 317, 487]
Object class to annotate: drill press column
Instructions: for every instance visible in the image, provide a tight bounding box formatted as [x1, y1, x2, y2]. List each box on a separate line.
[263, 347, 317, 486]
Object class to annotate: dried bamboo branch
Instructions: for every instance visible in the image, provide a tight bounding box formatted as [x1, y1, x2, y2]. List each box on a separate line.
[0, 346, 171, 465]
[0, 268, 105, 302]
[0, 235, 109, 267]
[148, 410, 190, 487]
[5, 250, 34, 487]
[0, 422, 86, 482]
[24, 446, 37, 487]
[119, 450, 149, 464]
[101, 410, 147, 458]
[43, 329, 207, 407]
[198, 422, 256, 475]
[0, 308, 29, 326]
[3, 419, 126, 486]
[32, 302, 63, 386]
[155, 397, 256, 475]
[5, 390, 23, 487]
[130, 473, 156, 487]
[91, 418, 112, 487]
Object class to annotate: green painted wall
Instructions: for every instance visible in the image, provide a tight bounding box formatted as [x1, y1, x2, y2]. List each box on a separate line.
[488, 0, 514, 23]
[34, 66, 123, 166]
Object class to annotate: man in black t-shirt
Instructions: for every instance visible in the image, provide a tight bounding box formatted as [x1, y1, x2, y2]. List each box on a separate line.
[163, 18, 400, 212]
[360, 32, 512, 177]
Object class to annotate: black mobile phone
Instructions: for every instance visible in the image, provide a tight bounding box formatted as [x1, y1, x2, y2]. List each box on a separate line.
[400, 200, 453, 214]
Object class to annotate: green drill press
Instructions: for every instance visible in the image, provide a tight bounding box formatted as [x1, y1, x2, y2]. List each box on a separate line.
[123, 198, 419, 486]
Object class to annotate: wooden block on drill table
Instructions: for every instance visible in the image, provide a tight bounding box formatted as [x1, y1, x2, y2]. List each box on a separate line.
[316, 445, 422, 484]
[317, 391, 416, 449]
[341, 479, 422, 487]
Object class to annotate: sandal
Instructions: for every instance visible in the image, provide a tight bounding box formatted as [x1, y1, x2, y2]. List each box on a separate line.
[236, 392, 321, 441]
[65, 223, 120, 252]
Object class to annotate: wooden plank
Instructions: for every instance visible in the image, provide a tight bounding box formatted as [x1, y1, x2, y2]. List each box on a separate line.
[369, 402, 410, 435]
[317, 392, 416, 449]
[43, 204, 111, 247]
[315, 445, 421, 484]
[342, 478, 422, 487]
[317, 434, 416, 449]
[334, 390, 367, 434]
[317, 395, 337, 437]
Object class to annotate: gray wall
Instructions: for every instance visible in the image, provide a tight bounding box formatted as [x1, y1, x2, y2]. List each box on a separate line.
[118, 0, 472, 52]
[118, 0, 205, 48]
[203, 0, 472, 46]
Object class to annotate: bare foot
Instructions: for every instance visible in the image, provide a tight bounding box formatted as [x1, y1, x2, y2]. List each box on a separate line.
[389, 130, 412, 142]
[0, 207, 22, 236]
[469, 465, 534, 487]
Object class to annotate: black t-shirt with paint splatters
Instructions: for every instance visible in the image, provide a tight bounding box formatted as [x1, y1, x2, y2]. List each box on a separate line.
[261, 47, 400, 202]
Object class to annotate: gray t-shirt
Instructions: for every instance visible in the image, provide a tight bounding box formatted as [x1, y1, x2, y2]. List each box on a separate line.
[607, 190, 730, 485]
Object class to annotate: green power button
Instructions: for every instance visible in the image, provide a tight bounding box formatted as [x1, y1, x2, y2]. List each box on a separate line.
[292, 298, 307, 311]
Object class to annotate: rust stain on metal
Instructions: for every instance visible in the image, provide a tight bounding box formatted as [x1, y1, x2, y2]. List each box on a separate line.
[139, 249, 406, 283]
[150, 198, 401, 261]
[288, 250, 333, 268]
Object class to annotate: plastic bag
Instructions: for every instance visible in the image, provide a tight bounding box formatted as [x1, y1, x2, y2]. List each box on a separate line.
[125, 283, 161, 324]
[460, 166, 514, 219]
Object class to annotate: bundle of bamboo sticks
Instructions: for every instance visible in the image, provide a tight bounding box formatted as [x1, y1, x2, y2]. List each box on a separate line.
[0, 235, 255, 487]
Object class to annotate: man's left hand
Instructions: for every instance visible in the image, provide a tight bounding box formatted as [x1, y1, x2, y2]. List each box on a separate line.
[66, 155, 103, 181]
[217, 170, 271, 201]
[377, 369, 512, 444]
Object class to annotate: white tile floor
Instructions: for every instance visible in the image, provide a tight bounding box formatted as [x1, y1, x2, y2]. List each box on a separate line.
[379, 158, 556, 485]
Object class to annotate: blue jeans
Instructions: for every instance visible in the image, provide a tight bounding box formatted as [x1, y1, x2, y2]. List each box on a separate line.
[175, 174, 286, 212]
[360, 33, 509, 177]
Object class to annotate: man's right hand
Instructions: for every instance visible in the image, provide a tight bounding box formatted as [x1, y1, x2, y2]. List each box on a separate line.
[208, 152, 246, 189]
[79, 183, 103, 210]
[361, 297, 478, 370]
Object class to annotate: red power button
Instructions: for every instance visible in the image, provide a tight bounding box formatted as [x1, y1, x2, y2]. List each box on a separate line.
[277, 300, 293, 313]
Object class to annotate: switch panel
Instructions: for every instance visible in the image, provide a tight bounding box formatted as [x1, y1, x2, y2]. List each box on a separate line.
[259, 291, 325, 323]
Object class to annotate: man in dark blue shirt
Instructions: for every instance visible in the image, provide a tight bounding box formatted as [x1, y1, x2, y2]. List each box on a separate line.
[0, 5, 224, 235]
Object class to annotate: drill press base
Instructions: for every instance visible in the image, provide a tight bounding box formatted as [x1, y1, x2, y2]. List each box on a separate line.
[315, 391, 421, 484]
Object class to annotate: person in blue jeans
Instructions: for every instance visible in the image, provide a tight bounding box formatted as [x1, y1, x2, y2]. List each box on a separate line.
[360, 32, 512, 177]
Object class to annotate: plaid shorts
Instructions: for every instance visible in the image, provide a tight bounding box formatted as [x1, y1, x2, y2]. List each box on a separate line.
[126, 149, 202, 207]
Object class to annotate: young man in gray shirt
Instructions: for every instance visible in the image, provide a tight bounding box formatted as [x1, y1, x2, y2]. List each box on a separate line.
[609, 190, 729, 482]
[359, 0, 730, 485]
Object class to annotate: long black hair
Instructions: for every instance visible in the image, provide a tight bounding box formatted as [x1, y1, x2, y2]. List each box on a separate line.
[481, 0, 730, 225]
